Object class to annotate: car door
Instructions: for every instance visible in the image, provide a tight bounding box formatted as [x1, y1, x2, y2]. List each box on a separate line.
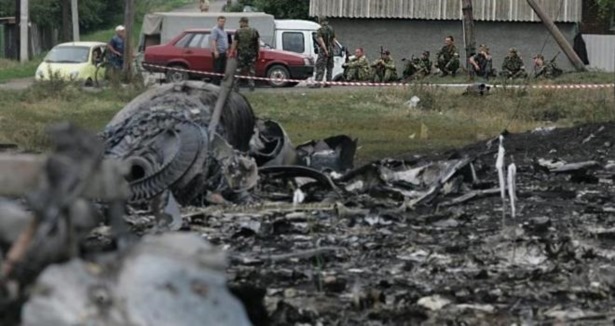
[90, 45, 106, 81]
[182, 32, 213, 72]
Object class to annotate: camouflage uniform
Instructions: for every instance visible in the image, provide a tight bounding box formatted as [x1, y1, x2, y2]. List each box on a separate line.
[500, 50, 528, 79]
[371, 55, 398, 83]
[470, 52, 494, 80]
[343, 55, 370, 81]
[534, 56, 563, 79]
[315, 21, 336, 84]
[234, 25, 260, 90]
[403, 52, 432, 80]
[436, 44, 460, 76]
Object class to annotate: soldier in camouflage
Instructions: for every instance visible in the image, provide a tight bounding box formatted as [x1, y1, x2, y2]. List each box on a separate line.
[436, 35, 460, 77]
[469, 44, 494, 80]
[533, 54, 563, 79]
[371, 50, 398, 83]
[312, 16, 337, 88]
[342, 48, 370, 81]
[500, 48, 528, 79]
[231, 17, 260, 91]
[402, 50, 432, 81]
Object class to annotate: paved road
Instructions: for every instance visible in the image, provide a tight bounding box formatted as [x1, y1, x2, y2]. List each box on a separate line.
[0, 78, 34, 91]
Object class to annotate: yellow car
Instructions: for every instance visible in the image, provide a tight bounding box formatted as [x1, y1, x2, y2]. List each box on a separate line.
[35, 41, 107, 86]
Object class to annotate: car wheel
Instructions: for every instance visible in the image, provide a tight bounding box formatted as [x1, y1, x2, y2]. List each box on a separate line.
[84, 78, 93, 87]
[267, 65, 290, 88]
[333, 73, 344, 82]
[166, 65, 189, 83]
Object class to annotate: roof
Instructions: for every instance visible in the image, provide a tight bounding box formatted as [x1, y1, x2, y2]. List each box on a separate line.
[0, 16, 16, 24]
[184, 28, 237, 33]
[55, 41, 107, 47]
[274, 20, 321, 31]
[309, 0, 582, 23]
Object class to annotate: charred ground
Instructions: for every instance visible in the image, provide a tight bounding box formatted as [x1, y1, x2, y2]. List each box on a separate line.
[213, 122, 615, 325]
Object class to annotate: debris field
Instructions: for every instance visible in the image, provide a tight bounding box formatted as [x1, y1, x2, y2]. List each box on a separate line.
[2, 81, 615, 325]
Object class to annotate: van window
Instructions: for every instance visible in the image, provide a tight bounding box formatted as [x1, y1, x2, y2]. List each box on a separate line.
[333, 41, 343, 57]
[175, 33, 193, 48]
[282, 32, 305, 54]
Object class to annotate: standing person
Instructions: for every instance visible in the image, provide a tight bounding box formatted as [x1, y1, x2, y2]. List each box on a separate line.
[500, 48, 528, 79]
[211, 16, 229, 86]
[107, 25, 125, 71]
[312, 16, 337, 88]
[199, 0, 210, 12]
[469, 44, 494, 80]
[231, 17, 260, 91]
[436, 35, 460, 77]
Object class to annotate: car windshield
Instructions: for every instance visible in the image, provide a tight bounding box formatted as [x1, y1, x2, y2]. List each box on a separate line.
[44, 46, 90, 63]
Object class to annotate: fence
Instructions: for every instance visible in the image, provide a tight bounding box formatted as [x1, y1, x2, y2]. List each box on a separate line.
[583, 34, 615, 72]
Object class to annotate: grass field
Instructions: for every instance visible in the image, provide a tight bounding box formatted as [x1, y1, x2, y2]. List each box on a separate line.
[0, 82, 613, 162]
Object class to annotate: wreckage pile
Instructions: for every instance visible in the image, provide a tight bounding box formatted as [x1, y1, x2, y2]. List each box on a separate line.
[2, 81, 615, 325]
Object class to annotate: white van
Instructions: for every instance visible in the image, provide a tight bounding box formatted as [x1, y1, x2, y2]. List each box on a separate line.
[273, 20, 346, 81]
[139, 12, 348, 82]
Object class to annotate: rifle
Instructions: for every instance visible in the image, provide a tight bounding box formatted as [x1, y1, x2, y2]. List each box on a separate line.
[549, 51, 561, 64]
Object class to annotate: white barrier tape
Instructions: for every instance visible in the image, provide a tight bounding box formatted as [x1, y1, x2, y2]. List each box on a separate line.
[143, 63, 615, 90]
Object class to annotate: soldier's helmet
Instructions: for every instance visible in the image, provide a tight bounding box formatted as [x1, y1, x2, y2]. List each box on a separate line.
[383, 50, 391, 55]
[240, 17, 249, 23]
[319, 16, 328, 24]
[422, 50, 430, 57]
[509, 47, 518, 54]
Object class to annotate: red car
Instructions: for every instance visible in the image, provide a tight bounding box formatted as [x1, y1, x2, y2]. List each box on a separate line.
[142, 29, 314, 87]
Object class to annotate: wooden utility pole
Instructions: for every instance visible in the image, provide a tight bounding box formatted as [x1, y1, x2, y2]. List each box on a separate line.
[19, 0, 28, 62]
[62, 0, 71, 41]
[123, 0, 135, 73]
[461, 0, 476, 73]
[71, 0, 79, 41]
[526, 0, 586, 71]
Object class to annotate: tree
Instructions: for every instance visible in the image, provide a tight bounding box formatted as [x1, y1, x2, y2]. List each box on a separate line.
[236, 0, 310, 20]
[595, 0, 615, 17]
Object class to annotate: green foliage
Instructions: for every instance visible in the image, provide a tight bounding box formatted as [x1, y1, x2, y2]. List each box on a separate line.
[593, 0, 615, 17]
[0, 0, 190, 35]
[245, 0, 310, 20]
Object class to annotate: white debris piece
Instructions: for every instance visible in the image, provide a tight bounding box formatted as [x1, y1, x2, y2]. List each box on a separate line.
[508, 162, 517, 218]
[417, 295, 451, 311]
[293, 188, 306, 204]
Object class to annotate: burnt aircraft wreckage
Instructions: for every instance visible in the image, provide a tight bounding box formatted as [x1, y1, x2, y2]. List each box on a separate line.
[99, 81, 358, 229]
[4, 61, 615, 324]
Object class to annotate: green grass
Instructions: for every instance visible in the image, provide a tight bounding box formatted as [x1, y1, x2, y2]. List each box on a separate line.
[0, 57, 45, 83]
[0, 83, 613, 162]
[245, 86, 615, 162]
[407, 71, 615, 85]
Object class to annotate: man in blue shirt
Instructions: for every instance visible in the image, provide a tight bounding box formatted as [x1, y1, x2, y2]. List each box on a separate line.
[107, 25, 125, 70]
[210, 16, 228, 85]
